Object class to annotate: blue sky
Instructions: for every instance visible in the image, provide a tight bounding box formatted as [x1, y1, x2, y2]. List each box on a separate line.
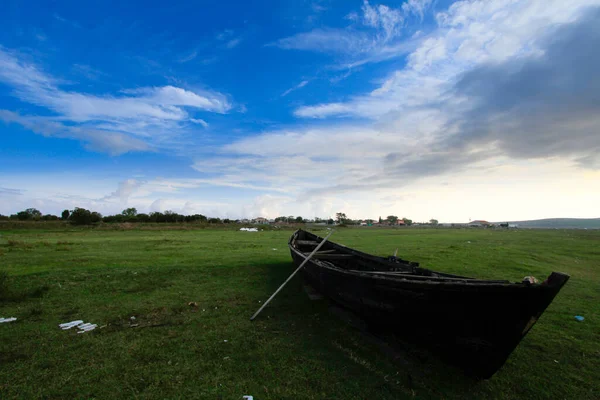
[1, 0, 599, 221]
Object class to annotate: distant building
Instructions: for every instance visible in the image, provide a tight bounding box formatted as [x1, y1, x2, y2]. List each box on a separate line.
[469, 220, 492, 227]
[252, 217, 269, 224]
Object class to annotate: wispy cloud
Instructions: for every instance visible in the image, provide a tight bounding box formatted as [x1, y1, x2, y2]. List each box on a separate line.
[281, 80, 309, 97]
[53, 13, 81, 28]
[216, 29, 243, 50]
[0, 47, 233, 154]
[271, 28, 372, 55]
[190, 118, 209, 128]
[225, 38, 242, 49]
[0, 187, 23, 196]
[402, 0, 433, 20]
[0, 110, 151, 155]
[271, 0, 425, 66]
[177, 50, 198, 63]
[71, 64, 108, 80]
[361, 0, 404, 40]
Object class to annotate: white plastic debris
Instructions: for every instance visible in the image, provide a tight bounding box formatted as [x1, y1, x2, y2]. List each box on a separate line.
[76, 323, 98, 333]
[243, 396, 254, 400]
[240, 227, 258, 232]
[0, 317, 17, 323]
[60, 320, 84, 330]
[223, 340, 228, 342]
[59, 320, 97, 333]
[272, 248, 277, 251]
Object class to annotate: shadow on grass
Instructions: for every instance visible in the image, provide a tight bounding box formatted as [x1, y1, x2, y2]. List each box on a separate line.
[255, 261, 485, 398]
[0, 271, 50, 303]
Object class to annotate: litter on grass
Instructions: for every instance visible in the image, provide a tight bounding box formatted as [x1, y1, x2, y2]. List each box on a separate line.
[59, 320, 98, 333]
[240, 227, 258, 232]
[575, 315, 585, 322]
[0, 317, 17, 323]
[243, 396, 254, 400]
[59, 320, 84, 329]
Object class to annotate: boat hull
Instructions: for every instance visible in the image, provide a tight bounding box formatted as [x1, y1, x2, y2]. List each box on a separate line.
[289, 230, 569, 378]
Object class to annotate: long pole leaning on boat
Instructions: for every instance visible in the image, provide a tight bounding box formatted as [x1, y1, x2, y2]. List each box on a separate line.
[250, 230, 335, 321]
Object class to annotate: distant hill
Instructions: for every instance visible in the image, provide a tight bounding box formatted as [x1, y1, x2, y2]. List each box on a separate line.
[496, 218, 600, 229]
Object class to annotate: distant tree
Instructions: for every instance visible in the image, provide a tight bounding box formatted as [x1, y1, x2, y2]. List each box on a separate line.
[0, 214, 8, 221]
[274, 216, 287, 223]
[16, 211, 30, 221]
[163, 210, 183, 223]
[16, 208, 42, 221]
[121, 208, 138, 218]
[42, 214, 59, 221]
[137, 213, 149, 222]
[335, 213, 347, 224]
[402, 218, 413, 226]
[208, 217, 221, 223]
[61, 209, 70, 220]
[386, 215, 399, 224]
[223, 218, 232, 224]
[295, 216, 304, 223]
[287, 216, 295, 223]
[378, 216, 382, 223]
[70, 208, 92, 225]
[26, 208, 42, 219]
[90, 212, 102, 223]
[429, 219, 439, 225]
[327, 218, 334, 225]
[149, 212, 164, 222]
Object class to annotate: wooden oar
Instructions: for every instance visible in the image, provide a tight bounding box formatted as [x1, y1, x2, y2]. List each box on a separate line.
[250, 230, 335, 321]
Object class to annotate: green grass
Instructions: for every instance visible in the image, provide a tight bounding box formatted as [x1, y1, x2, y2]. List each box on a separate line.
[0, 226, 598, 399]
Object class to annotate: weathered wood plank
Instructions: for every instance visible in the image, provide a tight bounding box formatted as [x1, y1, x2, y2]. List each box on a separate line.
[306, 253, 354, 259]
[296, 240, 319, 246]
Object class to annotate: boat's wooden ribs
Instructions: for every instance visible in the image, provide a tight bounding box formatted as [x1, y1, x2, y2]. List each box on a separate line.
[296, 240, 320, 246]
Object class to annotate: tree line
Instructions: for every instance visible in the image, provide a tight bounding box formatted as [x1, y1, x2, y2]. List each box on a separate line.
[0, 208, 312, 226]
[0, 207, 214, 225]
[0, 208, 432, 226]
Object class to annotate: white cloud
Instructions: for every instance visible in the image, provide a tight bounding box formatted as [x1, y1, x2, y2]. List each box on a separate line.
[362, 0, 404, 40]
[271, 28, 372, 55]
[402, 0, 433, 20]
[101, 179, 145, 203]
[190, 118, 209, 128]
[271, 0, 423, 66]
[281, 80, 309, 97]
[295, 0, 600, 119]
[0, 47, 232, 154]
[0, 110, 151, 155]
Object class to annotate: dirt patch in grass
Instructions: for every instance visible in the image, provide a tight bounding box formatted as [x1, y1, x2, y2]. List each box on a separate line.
[6, 240, 33, 249]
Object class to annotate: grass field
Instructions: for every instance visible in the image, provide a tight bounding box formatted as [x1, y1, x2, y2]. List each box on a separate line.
[1, 225, 598, 399]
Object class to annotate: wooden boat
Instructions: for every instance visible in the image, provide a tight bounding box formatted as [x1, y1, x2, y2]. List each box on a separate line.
[288, 229, 569, 378]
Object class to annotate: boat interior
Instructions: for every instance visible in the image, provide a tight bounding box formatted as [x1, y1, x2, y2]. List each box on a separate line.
[290, 229, 513, 283]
